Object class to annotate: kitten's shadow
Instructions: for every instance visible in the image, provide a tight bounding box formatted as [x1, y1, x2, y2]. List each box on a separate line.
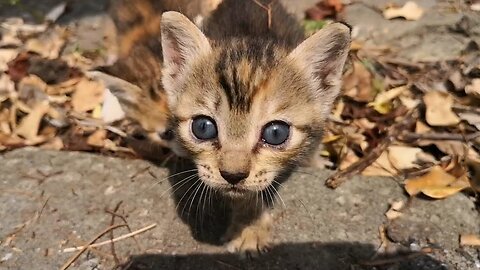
[120, 241, 446, 270]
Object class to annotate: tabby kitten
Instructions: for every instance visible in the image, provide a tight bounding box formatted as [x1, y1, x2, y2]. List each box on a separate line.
[95, 0, 350, 255]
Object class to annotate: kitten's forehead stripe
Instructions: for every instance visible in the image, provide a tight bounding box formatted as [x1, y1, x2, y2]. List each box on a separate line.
[214, 39, 279, 112]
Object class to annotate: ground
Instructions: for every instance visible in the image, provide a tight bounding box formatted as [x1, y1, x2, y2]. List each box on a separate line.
[0, 0, 480, 270]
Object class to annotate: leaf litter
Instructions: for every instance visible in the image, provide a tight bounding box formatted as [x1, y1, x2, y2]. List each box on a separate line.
[0, 1, 479, 268]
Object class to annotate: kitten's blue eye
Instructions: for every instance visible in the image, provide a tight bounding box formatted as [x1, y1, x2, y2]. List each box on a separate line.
[192, 116, 218, 140]
[261, 121, 290, 146]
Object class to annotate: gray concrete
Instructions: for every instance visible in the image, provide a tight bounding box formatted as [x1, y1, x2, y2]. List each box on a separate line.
[0, 148, 478, 269]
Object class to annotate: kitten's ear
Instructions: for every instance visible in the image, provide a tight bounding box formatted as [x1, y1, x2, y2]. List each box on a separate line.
[288, 23, 351, 114]
[161, 11, 212, 106]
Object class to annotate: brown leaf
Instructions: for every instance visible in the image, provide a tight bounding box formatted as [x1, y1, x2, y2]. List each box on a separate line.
[362, 151, 397, 177]
[0, 49, 18, 72]
[14, 101, 50, 141]
[383, 1, 424, 21]
[71, 79, 105, 113]
[404, 165, 470, 199]
[24, 26, 66, 59]
[87, 129, 107, 148]
[387, 145, 423, 170]
[423, 91, 460, 126]
[465, 78, 480, 97]
[343, 62, 374, 102]
[460, 234, 480, 246]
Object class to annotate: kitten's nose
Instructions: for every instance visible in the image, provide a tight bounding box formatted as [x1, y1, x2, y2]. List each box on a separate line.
[220, 170, 249, 185]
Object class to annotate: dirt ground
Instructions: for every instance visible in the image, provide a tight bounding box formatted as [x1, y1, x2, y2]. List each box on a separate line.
[1, 0, 480, 269]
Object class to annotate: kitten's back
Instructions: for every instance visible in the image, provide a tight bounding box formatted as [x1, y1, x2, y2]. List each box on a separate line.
[204, 0, 304, 48]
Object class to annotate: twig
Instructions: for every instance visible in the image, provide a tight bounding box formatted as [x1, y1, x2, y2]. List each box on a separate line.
[105, 209, 145, 252]
[400, 131, 480, 142]
[60, 224, 128, 270]
[252, 0, 277, 29]
[61, 223, 157, 253]
[326, 111, 415, 188]
[108, 202, 123, 265]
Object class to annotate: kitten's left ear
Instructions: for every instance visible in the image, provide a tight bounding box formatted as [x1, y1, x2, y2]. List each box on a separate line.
[161, 11, 212, 106]
[288, 23, 351, 113]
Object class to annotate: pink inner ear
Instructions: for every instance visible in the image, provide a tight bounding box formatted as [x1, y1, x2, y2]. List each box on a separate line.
[162, 33, 185, 80]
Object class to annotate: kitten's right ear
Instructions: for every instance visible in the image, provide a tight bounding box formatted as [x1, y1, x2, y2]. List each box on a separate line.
[161, 11, 212, 106]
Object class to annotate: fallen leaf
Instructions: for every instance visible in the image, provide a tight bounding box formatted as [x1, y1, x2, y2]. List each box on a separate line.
[460, 234, 480, 246]
[404, 165, 470, 199]
[0, 49, 18, 72]
[415, 121, 432, 133]
[387, 145, 422, 170]
[343, 62, 374, 102]
[465, 78, 480, 97]
[383, 1, 424, 21]
[87, 129, 107, 148]
[24, 26, 67, 59]
[102, 88, 125, 123]
[45, 2, 67, 22]
[371, 85, 407, 105]
[362, 151, 397, 177]
[399, 95, 420, 110]
[385, 200, 405, 220]
[305, 0, 343, 21]
[339, 148, 360, 171]
[40, 137, 64, 151]
[71, 79, 105, 113]
[14, 101, 50, 140]
[459, 112, 480, 130]
[423, 91, 460, 126]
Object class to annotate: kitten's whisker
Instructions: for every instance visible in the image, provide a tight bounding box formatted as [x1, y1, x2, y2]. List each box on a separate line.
[186, 180, 204, 219]
[147, 168, 198, 189]
[157, 173, 198, 200]
[176, 178, 200, 216]
[271, 181, 286, 209]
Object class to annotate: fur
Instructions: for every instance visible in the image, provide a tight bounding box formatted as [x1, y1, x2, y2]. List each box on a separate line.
[98, 0, 351, 255]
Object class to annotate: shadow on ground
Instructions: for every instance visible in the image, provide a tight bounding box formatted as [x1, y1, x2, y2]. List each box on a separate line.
[120, 242, 445, 270]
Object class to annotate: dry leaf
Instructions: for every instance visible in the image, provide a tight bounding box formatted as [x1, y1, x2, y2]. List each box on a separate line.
[0, 49, 18, 72]
[460, 234, 480, 246]
[362, 151, 397, 176]
[383, 1, 424, 21]
[342, 62, 374, 102]
[404, 165, 470, 199]
[102, 88, 125, 123]
[14, 101, 50, 140]
[371, 85, 407, 105]
[399, 96, 420, 109]
[71, 79, 105, 113]
[387, 145, 422, 170]
[423, 91, 460, 126]
[465, 79, 480, 97]
[339, 148, 360, 171]
[459, 112, 480, 130]
[415, 121, 432, 134]
[385, 200, 405, 220]
[40, 137, 64, 151]
[87, 129, 107, 148]
[24, 26, 66, 59]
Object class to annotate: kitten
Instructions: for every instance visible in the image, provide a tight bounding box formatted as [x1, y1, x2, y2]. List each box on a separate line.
[93, 0, 221, 150]
[94, 0, 350, 255]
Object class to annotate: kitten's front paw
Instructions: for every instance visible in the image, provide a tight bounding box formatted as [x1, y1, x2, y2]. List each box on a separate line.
[223, 213, 272, 257]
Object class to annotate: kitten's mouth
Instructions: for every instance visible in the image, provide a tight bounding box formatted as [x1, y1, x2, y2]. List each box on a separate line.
[223, 186, 249, 197]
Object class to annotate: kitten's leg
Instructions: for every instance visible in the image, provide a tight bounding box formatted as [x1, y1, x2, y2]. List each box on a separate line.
[222, 201, 272, 256]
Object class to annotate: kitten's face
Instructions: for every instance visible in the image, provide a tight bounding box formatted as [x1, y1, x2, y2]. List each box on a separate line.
[161, 12, 350, 197]
[170, 42, 324, 196]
